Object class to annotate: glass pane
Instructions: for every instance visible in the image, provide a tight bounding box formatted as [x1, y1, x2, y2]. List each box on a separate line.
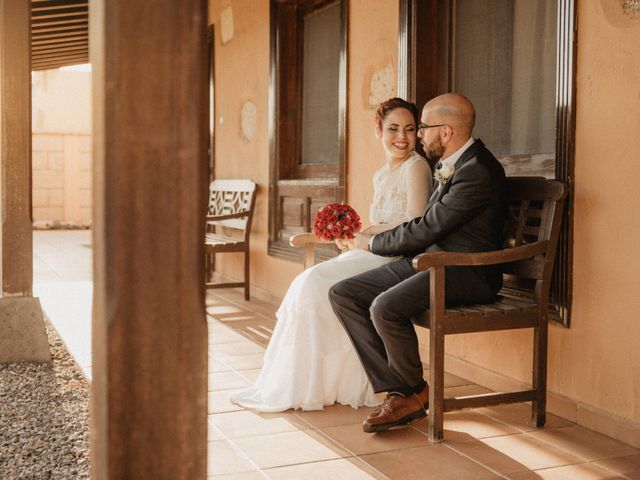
[301, 3, 340, 165]
[453, 0, 557, 158]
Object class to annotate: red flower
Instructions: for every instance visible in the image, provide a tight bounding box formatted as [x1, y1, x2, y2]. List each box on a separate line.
[312, 202, 362, 240]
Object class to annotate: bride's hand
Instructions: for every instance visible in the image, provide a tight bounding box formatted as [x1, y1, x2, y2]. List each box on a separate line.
[343, 233, 371, 251]
[334, 238, 347, 250]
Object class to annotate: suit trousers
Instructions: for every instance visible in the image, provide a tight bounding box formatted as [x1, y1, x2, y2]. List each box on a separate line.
[328, 256, 496, 393]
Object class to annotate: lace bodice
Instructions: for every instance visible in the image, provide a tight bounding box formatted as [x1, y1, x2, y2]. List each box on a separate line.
[369, 153, 430, 225]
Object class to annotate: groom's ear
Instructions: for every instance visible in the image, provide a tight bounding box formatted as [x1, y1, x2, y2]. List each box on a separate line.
[440, 125, 453, 143]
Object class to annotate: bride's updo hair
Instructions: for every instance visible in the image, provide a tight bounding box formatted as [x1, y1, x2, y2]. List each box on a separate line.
[375, 97, 419, 128]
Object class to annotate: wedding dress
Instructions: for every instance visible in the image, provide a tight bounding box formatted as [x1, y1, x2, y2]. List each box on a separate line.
[229, 153, 431, 412]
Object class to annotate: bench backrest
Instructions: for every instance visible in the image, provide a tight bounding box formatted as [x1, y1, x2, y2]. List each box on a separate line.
[502, 177, 567, 304]
[207, 179, 257, 235]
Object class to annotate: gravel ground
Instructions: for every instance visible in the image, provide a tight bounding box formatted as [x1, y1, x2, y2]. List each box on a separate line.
[0, 320, 90, 479]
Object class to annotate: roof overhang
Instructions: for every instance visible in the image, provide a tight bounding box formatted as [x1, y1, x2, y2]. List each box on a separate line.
[31, 0, 89, 71]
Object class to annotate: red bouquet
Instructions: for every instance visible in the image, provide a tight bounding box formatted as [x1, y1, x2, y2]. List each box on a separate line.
[312, 203, 362, 241]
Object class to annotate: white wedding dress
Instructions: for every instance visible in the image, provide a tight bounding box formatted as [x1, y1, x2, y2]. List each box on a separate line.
[229, 153, 431, 412]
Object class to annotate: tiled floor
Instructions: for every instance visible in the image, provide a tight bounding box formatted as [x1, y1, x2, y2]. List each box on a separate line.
[206, 289, 639, 480]
[34, 231, 639, 479]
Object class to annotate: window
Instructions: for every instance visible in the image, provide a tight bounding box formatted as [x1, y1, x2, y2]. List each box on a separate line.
[399, 0, 576, 325]
[269, 0, 347, 261]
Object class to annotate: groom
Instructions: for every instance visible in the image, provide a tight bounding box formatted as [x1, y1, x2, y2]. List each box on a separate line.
[329, 93, 507, 433]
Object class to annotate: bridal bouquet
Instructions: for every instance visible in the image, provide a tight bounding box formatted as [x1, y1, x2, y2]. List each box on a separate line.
[312, 203, 362, 241]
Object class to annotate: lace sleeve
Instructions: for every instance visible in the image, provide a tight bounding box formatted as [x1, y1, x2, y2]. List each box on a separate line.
[405, 158, 432, 219]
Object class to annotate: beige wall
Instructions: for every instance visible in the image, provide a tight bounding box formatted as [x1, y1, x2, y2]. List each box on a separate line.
[208, 0, 398, 302]
[32, 69, 92, 226]
[208, 0, 640, 443]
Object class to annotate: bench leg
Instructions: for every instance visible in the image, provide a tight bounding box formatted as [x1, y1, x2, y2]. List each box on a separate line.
[532, 314, 548, 428]
[428, 323, 445, 442]
[243, 249, 250, 301]
[205, 252, 215, 283]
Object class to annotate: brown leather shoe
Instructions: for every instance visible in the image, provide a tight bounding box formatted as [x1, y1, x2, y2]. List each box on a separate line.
[369, 385, 430, 419]
[415, 384, 429, 408]
[363, 393, 427, 433]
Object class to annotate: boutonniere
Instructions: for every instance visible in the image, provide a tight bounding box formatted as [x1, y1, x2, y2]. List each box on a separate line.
[434, 162, 455, 185]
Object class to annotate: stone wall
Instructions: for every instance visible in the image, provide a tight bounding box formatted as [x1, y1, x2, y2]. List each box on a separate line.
[32, 133, 91, 227]
[32, 69, 92, 227]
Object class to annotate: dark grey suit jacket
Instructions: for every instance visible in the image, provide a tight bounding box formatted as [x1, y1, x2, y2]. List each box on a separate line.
[371, 139, 507, 299]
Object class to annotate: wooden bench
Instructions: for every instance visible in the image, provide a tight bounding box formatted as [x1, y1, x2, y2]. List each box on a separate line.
[412, 177, 566, 441]
[292, 177, 567, 442]
[205, 179, 257, 300]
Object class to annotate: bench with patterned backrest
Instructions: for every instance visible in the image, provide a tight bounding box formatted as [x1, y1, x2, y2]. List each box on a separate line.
[291, 177, 567, 442]
[205, 179, 257, 300]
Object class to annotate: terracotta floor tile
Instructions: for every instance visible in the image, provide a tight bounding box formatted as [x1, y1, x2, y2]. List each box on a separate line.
[207, 305, 246, 316]
[444, 372, 474, 388]
[214, 313, 262, 323]
[208, 416, 226, 441]
[477, 403, 574, 432]
[233, 430, 348, 469]
[209, 358, 233, 373]
[265, 458, 388, 480]
[214, 353, 264, 370]
[506, 462, 621, 479]
[479, 433, 583, 471]
[208, 322, 236, 336]
[214, 341, 265, 355]
[212, 410, 306, 439]
[445, 437, 536, 475]
[207, 440, 257, 476]
[422, 367, 473, 388]
[321, 422, 430, 455]
[209, 371, 250, 392]
[209, 327, 247, 344]
[594, 453, 640, 480]
[237, 368, 262, 383]
[294, 403, 379, 429]
[445, 384, 493, 397]
[362, 445, 501, 479]
[209, 390, 244, 414]
[209, 472, 268, 480]
[220, 319, 275, 348]
[527, 425, 639, 461]
[412, 410, 520, 442]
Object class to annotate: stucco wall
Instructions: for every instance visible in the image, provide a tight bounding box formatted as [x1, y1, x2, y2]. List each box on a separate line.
[443, 0, 640, 438]
[208, 0, 299, 301]
[208, 0, 640, 441]
[208, 0, 398, 301]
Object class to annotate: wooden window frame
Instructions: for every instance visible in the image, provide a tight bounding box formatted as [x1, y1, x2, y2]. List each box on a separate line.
[398, 0, 576, 327]
[268, 0, 348, 262]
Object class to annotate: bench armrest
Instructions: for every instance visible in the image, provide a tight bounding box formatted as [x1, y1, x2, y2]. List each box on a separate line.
[206, 211, 250, 221]
[289, 232, 333, 247]
[412, 240, 548, 271]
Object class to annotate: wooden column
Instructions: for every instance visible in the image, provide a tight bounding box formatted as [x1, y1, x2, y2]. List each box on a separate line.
[90, 0, 208, 478]
[0, 0, 50, 363]
[1, 0, 33, 296]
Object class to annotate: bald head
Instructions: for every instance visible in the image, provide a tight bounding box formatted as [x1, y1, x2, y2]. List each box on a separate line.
[423, 93, 475, 136]
[419, 93, 475, 159]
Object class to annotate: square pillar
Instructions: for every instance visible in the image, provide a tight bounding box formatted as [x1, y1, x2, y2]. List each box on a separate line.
[0, 0, 50, 363]
[90, 0, 209, 478]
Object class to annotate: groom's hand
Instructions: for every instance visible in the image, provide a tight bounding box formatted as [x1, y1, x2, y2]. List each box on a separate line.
[345, 232, 372, 251]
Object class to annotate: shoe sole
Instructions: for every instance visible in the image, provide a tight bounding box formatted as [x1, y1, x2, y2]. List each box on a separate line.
[363, 408, 427, 433]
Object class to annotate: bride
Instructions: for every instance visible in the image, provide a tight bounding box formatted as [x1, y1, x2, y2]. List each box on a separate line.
[229, 98, 432, 412]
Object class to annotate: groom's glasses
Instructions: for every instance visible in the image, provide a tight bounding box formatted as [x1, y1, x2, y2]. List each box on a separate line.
[417, 123, 446, 135]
